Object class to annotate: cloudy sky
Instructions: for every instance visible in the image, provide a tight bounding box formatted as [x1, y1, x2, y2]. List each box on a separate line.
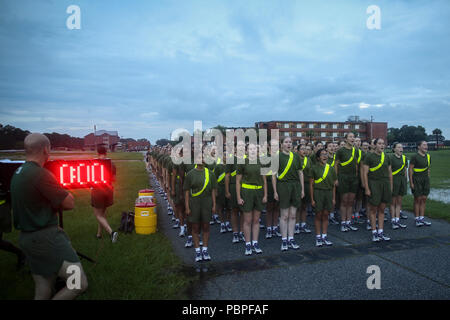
[0, 0, 449, 142]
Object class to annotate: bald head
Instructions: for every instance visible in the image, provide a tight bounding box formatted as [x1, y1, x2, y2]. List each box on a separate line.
[24, 133, 51, 156]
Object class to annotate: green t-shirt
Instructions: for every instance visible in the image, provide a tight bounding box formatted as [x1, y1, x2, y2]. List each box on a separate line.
[300, 156, 312, 180]
[237, 160, 264, 186]
[409, 153, 430, 177]
[277, 151, 301, 182]
[336, 146, 358, 177]
[214, 163, 227, 185]
[183, 167, 217, 198]
[389, 154, 408, 177]
[311, 163, 337, 190]
[364, 152, 391, 180]
[11, 161, 68, 232]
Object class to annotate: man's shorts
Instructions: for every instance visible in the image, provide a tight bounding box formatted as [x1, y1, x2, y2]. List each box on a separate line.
[277, 181, 301, 209]
[368, 179, 392, 206]
[240, 188, 264, 212]
[338, 174, 359, 195]
[188, 196, 212, 223]
[91, 187, 114, 209]
[313, 188, 333, 212]
[392, 176, 407, 197]
[19, 226, 79, 277]
[412, 175, 430, 197]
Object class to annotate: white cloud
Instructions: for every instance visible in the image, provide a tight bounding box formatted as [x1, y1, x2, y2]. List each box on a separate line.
[359, 102, 370, 109]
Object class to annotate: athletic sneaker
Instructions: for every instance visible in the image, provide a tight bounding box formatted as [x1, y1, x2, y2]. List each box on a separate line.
[346, 223, 358, 231]
[111, 231, 118, 243]
[294, 224, 300, 234]
[245, 244, 252, 256]
[226, 223, 233, 232]
[173, 220, 180, 229]
[366, 223, 372, 231]
[378, 232, 391, 241]
[185, 237, 193, 248]
[199, 240, 203, 246]
[179, 226, 186, 237]
[252, 243, 263, 254]
[300, 224, 312, 233]
[341, 224, 349, 232]
[232, 234, 240, 244]
[400, 211, 408, 219]
[281, 240, 288, 251]
[329, 216, 339, 225]
[265, 229, 273, 239]
[397, 221, 407, 228]
[322, 236, 333, 246]
[209, 219, 215, 225]
[167, 207, 173, 215]
[220, 224, 227, 233]
[415, 219, 424, 227]
[315, 238, 323, 247]
[171, 215, 176, 222]
[421, 218, 432, 226]
[372, 233, 380, 242]
[392, 222, 399, 230]
[239, 232, 245, 242]
[213, 215, 221, 224]
[288, 239, 300, 250]
[274, 226, 282, 237]
[195, 251, 203, 262]
[202, 250, 211, 261]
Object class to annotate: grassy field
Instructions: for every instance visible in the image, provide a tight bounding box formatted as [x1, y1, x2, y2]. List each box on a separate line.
[0, 154, 194, 299]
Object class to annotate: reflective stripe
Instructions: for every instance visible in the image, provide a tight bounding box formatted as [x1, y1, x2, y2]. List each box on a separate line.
[392, 155, 406, 176]
[315, 164, 330, 184]
[330, 154, 336, 167]
[302, 157, 308, 170]
[413, 154, 430, 173]
[241, 183, 262, 190]
[357, 149, 362, 164]
[369, 152, 385, 172]
[217, 172, 226, 183]
[266, 170, 273, 176]
[340, 147, 355, 166]
[191, 168, 210, 197]
[0, 200, 5, 205]
[278, 152, 294, 180]
[231, 170, 237, 177]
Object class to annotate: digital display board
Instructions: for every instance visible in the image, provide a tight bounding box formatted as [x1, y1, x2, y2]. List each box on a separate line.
[44, 159, 112, 189]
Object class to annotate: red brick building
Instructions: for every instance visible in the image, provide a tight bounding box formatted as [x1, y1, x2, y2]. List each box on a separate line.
[127, 140, 150, 151]
[255, 120, 387, 144]
[84, 130, 120, 151]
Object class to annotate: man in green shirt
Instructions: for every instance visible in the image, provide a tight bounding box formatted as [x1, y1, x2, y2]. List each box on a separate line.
[11, 133, 88, 299]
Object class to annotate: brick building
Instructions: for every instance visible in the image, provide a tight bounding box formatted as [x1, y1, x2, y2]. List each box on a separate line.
[255, 120, 387, 144]
[84, 130, 120, 151]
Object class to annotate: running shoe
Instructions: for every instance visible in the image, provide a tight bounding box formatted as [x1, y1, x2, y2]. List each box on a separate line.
[315, 238, 323, 247]
[199, 240, 203, 246]
[213, 215, 221, 224]
[111, 231, 118, 243]
[260, 221, 265, 229]
[245, 244, 252, 256]
[265, 229, 273, 239]
[372, 233, 380, 242]
[421, 218, 432, 226]
[294, 224, 300, 234]
[185, 237, 193, 248]
[226, 222, 233, 232]
[252, 243, 263, 254]
[171, 215, 176, 222]
[281, 240, 288, 251]
[346, 223, 358, 231]
[232, 234, 240, 244]
[341, 224, 349, 232]
[400, 211, 408, 219]
[366, 223, 372, 231]
[397, 221, 407, 228]
[415, 219, 424, 227]
[209, 219, 215, 225]
[378, 232, 391, 241]
[274, 226, 282, 237]
[288, 239, 300, 249]
[239, 232, 245, 242]
[329, 216, 339, 225]
[195, 251, 203, 262]
[179, 226, 186, 237]
[167, 207, 173, 215]
[300, 224, 312, 233]
[173, 220, 180, 229]
[202, 250, 211, 261]
[322, 236, 333, 246]
[220, 224, 227, 233]
[392, 222, 399, 230]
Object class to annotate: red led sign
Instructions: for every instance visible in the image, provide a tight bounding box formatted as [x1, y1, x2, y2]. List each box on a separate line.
[44, 159, 112, 189]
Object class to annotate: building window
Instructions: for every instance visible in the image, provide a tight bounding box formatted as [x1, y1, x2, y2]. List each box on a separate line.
[355, 124, 359, 129]
[309, 123, 314, 129]
[333, 124, 337, 129]
[297, 132, 302, 137]
[284, 123, 289, 129]
[344, 124, 349, 129]
[321, 132, 326, 137]
[333, 132, 338, 137]
[296, 124, 302, 128]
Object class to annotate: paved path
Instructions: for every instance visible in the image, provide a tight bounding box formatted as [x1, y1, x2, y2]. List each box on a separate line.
[149, 172, 450, 300]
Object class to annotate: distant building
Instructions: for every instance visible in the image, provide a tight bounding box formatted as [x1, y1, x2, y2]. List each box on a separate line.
[127, 140, 150, 151]
[255, 120, 387, 144]
[84, 130, 120, 151]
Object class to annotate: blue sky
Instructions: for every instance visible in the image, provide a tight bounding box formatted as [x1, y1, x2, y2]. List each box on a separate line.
[0, 0, 449, 142]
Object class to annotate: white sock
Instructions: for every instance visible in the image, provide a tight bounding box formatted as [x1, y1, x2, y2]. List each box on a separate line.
[372, 230, 377, 235]
[246, 242, 251, 246]
[301, 222, 306, 227]
[195, 247, 200, 253]
[295, 223, 300, 227]
[288, 236, 294, 241]
[330, 213, 335, 218]
[252, 240, 258, 246]
[202, 246, 208, 252]
[396, 218, 400, 222]
[176, 219, 180, 223]
[282, 237, 287, 242]
[378, 229, 383, 234]
[322, 233, 327, 238]
[391, 218, 396, 223]
[420, 216, 424, 219]
[267, 226, 272, 231]
[316, 234, 321, 239]
[346, 220, 351, 225]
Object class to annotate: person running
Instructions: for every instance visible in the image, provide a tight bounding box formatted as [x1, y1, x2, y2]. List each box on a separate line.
[363, 138, 392, 242]
[389, 142, 408, 230]
[295, 144, 312, 234]
[335, 133, 359, 232]
[236, 143, 267, 255]
[310, 149, 337, 247]
[273, 136, 304, 251]
[409, 141, 432, 227]
[183, 150, 217, 262]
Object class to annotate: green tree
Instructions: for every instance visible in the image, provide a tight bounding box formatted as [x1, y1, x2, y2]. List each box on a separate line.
[432, 128, 443, 150]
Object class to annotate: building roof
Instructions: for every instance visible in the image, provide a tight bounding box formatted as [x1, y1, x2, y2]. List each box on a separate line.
[94, 130, 118, 136]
